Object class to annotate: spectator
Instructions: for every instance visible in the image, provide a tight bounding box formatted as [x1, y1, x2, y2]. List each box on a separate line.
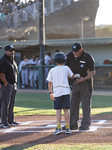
[0, 9, 6, 28]
[44, 51, 52, 89]
[48, 52, 53, 65]
[55, 49, 59, 53]
[53, 49, 60, 64]
[22, 10, 28, 22]
[25, 3, 33, 20]
[34, 55, 40, 88]
[29, 55, 37, 88]
[19, 56, 29, 89]
[28, 0, 33, 5]
[13, 7, 20, 28]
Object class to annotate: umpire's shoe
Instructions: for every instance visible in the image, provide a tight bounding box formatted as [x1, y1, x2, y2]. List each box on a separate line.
[63, 125, 78, 130]
[10, 121, 19, 126]
[70, 125, 78, 130]
[1, 123, 11, 128]
[79, 125, 89, 130]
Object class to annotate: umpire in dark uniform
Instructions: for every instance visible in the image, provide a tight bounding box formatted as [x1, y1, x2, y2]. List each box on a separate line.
[66, 42, 95, 130]
[0, 45, 19, 128]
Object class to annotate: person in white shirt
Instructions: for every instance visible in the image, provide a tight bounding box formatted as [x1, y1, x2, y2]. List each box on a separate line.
[47, 52, 74, 135]
[19, 56, 29, 88]
[29, 55, 37, 88]
[44, 51, 52, 89]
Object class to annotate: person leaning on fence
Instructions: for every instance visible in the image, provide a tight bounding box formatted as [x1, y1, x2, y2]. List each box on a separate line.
[44, 51, 52, 89]
[65, 42, 95, 131]
[19, 55, 29, 88]
[0, 45, 19, 128]
[29, 55, 37, 88]
[33, 55, 40, 89]
[47, 52, 74, 135]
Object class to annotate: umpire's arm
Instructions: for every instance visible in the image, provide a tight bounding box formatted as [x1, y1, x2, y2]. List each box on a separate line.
[0, 73, 8, 86]
[76, 70, 95, 83]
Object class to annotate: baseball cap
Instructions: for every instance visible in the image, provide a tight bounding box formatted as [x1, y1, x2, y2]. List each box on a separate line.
[44, 51, 47, 54]
[5, 45, 15, 51]
[72, 43, 82, 52]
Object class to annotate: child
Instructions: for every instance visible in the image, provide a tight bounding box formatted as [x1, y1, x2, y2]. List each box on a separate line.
[47, 52, 74, 135]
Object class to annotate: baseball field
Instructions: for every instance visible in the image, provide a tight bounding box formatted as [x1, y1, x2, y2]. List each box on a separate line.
[0, 89, 112, 150]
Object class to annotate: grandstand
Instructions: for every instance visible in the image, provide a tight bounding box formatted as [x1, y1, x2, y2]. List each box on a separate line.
[0, 0, 99, 41]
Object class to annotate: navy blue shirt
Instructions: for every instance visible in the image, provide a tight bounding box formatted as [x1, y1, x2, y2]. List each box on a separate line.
[0, 54, 18, 84]
[66, 51, 95, 77]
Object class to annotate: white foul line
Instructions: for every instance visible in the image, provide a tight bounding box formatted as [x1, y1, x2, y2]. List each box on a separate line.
[96, 120, 107, 124]
[1, 120, 112, 133]
[3, 127, 18, 133]
[21, 121, 33, 125]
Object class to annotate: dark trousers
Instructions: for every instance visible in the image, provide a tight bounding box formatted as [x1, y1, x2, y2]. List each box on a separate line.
[0, 89, 1, 118]
[70, 81, 92, 128]
[1, 84, 17, 124]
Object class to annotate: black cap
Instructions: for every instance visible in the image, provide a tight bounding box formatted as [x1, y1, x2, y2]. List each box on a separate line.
[0, 46, 2, 49]
[5, 45, 15, 51]
[72, 43, 82, 52]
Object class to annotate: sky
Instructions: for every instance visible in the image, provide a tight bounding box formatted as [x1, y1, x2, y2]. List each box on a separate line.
[95, 0, 112, 26]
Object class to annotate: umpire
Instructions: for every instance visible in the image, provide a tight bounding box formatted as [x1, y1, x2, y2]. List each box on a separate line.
[66, 42, 95, 130]
[0, 45, 19, 128]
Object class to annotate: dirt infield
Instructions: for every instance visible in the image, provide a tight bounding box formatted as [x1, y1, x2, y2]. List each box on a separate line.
[0, 90, 112, 146]
[0, 115, 112, 146]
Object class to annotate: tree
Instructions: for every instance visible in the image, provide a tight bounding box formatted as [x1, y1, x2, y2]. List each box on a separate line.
[95, 26, 112, 38]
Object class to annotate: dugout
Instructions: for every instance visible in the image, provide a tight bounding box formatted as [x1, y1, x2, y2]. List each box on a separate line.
[0, 37, 112, 90]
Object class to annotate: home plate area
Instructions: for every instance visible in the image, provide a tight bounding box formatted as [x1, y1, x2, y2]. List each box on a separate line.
[0, 119, 112, 133]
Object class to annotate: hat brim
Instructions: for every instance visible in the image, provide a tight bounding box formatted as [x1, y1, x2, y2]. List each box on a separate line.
[5, 47, 16, 51]
[72, 49, 79, 52]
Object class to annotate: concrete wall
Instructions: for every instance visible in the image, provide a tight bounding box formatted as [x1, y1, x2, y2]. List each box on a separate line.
[0, 38, 112, 65]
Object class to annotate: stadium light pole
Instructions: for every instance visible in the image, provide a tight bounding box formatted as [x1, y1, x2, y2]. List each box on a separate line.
[39, 0, 45, 89]
[81, 16, 90, 38]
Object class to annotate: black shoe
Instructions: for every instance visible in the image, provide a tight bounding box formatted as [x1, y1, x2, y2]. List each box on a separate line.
[1, 123, 11, 128]
[79, 125, 89, 130]
[10, 121, 19, 126]
[70, 125, 78, 130]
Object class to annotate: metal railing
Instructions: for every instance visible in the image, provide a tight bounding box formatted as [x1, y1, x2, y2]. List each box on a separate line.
[17, 64, 112, 90]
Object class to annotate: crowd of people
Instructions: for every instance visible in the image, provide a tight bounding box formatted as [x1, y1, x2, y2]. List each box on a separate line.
[19, 50, 59, 89]
[0, 0, 74, 29]
[0, 0, 39, 29]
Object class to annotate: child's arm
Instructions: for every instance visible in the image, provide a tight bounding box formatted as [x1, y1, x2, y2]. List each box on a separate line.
[48, 81, 55, 100]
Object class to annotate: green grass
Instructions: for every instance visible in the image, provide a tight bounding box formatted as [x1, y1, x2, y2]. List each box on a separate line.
[14, 92, 55, 116]
[0, 143, 112, 150]
[14, 92, 112, 116]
